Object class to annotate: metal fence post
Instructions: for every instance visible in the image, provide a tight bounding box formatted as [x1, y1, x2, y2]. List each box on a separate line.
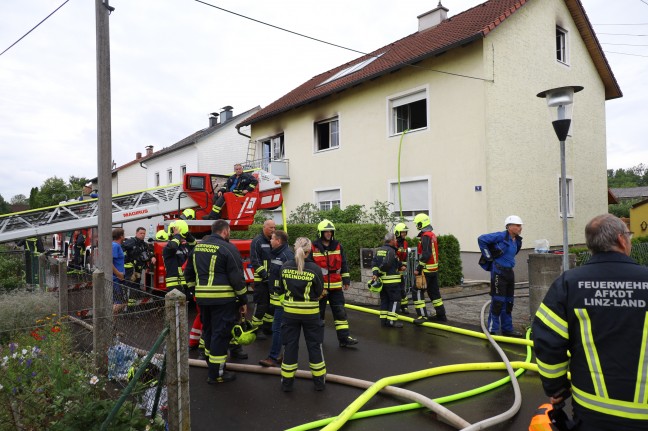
[164, 289, 190, 431]
[93, 270, 113, 373]
[38, 254, 47, 289]
[58, 260, 68, 317]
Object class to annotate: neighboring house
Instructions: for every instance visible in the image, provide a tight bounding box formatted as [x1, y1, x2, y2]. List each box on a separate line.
[630, 199, 648, 239]
[609, 186, 648, 203]
[110, 105, 260, 236]
[237, 0, 621, 281]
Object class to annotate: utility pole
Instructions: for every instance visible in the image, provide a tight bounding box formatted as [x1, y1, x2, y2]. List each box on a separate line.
[95, 0, 113, 318]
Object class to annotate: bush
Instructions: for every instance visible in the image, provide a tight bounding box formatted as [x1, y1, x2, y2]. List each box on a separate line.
[232, 224, 464, 285]
[0, 247, 26, 292]
[437, 235, 463, 286]
[0, 313, 164, 430]
[0, 290, 57, 341]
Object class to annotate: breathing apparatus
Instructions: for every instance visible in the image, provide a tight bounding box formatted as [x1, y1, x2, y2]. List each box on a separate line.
[231, 319, 258, 346]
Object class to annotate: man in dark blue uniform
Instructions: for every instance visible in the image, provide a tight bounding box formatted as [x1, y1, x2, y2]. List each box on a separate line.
[533, 214, 648, 431]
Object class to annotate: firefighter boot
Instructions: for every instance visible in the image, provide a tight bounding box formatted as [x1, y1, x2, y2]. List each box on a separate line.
[203, 209, 221, 220]
[229, 346, 248, 360]
[339, 336, 358, 348]
[207, 371, 236, 384]
[313, 375, 326, 391]
[281, 377, 295, 392]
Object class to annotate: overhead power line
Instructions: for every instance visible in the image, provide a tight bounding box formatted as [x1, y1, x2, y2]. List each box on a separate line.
[601, 42, 648, 46]
[193, 0, 491, 82]
[605, 50, 648, 58]
[597, 32, 648, 36]
[0, 0, 70, 58]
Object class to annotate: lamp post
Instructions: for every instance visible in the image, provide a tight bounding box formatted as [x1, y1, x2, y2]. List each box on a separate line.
[537, 85, 583, 272]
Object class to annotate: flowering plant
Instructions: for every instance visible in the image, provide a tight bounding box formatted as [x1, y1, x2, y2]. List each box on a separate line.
[0, 314, 164, 430]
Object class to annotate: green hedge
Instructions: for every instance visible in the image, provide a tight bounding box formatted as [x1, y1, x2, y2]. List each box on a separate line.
[231, 224, 464, 286]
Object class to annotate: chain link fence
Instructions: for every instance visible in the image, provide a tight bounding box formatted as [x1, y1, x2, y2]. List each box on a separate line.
[575, 241, 648, 266]
[0, 256, 190, 430]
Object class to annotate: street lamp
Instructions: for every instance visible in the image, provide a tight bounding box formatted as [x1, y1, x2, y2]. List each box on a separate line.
[537, 85, 583, 272]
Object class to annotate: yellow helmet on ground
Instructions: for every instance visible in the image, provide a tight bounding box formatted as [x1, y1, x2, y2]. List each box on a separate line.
[181, 208, 195, 220]
[367, 278, 383, 293]
[155, 230, 169, 241]
[414, 213, 431, 230]
[394, 223, 408, 236]
[317, 219, 336, 238]
[231, 320, 257, 346]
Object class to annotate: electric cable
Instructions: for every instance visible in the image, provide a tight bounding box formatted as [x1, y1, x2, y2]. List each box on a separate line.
[192, 0, 492, 82]
[0, 0, 70, 57]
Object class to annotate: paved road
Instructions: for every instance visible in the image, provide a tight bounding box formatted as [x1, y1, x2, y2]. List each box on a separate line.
[188, 287, 549, 431]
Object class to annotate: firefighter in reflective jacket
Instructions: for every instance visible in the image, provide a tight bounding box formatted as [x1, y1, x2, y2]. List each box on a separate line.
[532, 214, 648, 431]
[413, 213, 447, 323]
[205, 163, 258, 220]
[162, 220, 196, 292]
[279, 237, 325, 392]
[312, 219, 358, 347]
[184, 220, 248, 384]
[123, 227, 155, 290]
[394, 223, 410, 314]
[250, 219, 276, 336]
[371, 233, 405, 328]
[17, 237, 44, 256]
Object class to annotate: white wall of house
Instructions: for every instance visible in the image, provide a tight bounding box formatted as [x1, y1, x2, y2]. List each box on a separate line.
[482, 0, 608, 250]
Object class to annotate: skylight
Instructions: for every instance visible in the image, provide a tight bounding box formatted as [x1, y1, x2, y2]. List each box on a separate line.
[318, 53, 384, 87]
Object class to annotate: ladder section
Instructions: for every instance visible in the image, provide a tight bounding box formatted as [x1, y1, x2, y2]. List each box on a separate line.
[0, 184, 196, 244]
[245, 139, 256, 165]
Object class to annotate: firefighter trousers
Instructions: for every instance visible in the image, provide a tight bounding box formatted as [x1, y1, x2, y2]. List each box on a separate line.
[424, 271, 446, 318]
[488, 268, 515, 334]
[379, 284, 401, 325]
[319, 289, 350, 341]
[252, 281, 273, 330]
[200, 301, 238, 380]
[280, 316, 326, 380]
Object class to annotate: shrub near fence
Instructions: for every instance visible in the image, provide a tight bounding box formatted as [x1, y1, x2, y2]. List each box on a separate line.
[232, 224, 464, 286]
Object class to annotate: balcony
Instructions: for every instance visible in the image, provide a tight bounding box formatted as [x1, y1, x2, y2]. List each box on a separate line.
[243, 158, 290, 183]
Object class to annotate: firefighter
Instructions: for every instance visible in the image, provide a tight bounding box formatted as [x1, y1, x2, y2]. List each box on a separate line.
[17, 237, 45, 256]
[413, 213, 447, 324]
[204, 163, 258, 220]
[250, 219, 276, 338]
[312, 219, 358, 347]
[70, 229, 86, 271]
[394, 223, 410, 314]
[371, 232, 405, 328]
[122, 227, 155, 291]
[478, 215, 523, 336]
[162, 220, 195, 293]
[184, 220, 248, 384]
[259, 230, 293, 367]
[532, 214, 648, 431]
[279, 237, 325, 392]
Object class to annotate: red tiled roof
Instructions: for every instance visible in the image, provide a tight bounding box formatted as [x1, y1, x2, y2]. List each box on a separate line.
[239, 0, 620, 127]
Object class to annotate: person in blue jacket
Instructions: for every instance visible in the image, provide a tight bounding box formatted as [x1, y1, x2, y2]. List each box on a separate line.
[477, 215, 523, 336]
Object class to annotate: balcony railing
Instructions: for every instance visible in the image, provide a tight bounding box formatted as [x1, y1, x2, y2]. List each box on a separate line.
[243, 158, 290, 182]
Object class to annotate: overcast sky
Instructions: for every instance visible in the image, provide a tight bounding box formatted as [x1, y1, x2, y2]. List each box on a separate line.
[1, 0, 646, 200]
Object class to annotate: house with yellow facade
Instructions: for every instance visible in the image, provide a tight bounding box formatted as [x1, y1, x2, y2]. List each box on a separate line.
[237, 0, 621, 280]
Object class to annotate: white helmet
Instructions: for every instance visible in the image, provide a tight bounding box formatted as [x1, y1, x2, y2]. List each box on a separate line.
[505, 215, 523, 226]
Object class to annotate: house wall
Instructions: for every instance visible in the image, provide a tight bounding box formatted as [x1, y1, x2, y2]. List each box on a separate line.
[251, 43, 487, 236]
[482, 0, 608, 252]
[196, 123, 254, 176]
[249, 0, 612, 282]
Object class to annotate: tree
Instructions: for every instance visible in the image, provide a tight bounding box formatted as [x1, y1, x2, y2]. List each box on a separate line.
[0, 194, 10, 215]
[10, 194, 28, 205]
[35, 177, 69, 207]
[68, 176, 89, 199]
[288, 203, 320, 224]
[29, 187, 38, 209]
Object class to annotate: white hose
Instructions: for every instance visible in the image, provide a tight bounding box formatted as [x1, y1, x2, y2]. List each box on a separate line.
[189, 359, 471, 429]
[459, 301, 522, 430]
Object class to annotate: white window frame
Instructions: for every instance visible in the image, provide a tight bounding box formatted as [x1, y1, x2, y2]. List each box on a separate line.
[318, 53, 384, 86]
[314, 117, 339, 153]
[558, 176, 575, 218]
[154, 172, 160, 187]
[388, 88, 428, 136]
[167, 169, 173, 184]
[387, 177, 430, 218]
[181, 165, 187, 177]
[315, 188, 341, 211]
[556, 26, 569, 65]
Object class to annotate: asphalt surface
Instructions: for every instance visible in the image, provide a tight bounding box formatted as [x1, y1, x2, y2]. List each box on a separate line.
[188, 286, 548, 431]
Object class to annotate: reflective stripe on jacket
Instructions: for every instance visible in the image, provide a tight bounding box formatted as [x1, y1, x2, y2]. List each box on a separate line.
[311, 238, 350, 290]
[532, 252, 648, 429]
[417, 229, 439, 273]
